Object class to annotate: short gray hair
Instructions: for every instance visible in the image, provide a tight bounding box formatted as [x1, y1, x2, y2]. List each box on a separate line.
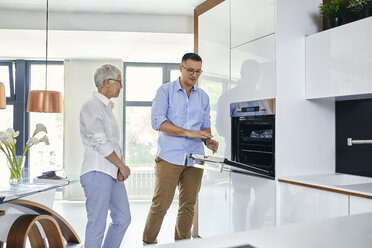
[94, 64, 121, 89]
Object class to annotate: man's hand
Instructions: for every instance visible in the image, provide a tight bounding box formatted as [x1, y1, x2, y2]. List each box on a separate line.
[205, 139, 219, 154]
[187, 130, 213, 139]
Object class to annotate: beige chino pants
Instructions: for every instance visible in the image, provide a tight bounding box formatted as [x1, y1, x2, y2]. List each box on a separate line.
[143, 156, 204, 243]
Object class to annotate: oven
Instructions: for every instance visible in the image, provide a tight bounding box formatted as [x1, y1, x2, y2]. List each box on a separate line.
[190, 99, 275, 179]
[230, 100, 275, 178]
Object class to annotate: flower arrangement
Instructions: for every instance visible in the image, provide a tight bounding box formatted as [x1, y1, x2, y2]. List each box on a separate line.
[348, 0, 372, 12]
[0, 123, 49, 184]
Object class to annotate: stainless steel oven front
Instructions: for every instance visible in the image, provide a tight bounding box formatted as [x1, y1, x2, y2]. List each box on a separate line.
[230, 99, 275, 178]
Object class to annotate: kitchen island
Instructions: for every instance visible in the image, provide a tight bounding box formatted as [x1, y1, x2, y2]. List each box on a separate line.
[154, 211, 372, 248]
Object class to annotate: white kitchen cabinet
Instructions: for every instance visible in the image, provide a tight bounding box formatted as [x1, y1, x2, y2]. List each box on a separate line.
[198, 0, 230, 159]
[231, 0, 275, 48]
[350, 196, 372, 215]
[198, 170, 231, 237]
[279, 182, 349, 225]
[306, 17, 372, 99]
[230, 172, 275, 232]
[230, 34, 275, 103]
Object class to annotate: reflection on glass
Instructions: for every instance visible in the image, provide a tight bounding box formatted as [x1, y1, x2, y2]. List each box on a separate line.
[125, 106, 158, 167]
[126, 66, 162, 101]
[29, 64, 64, 179]
[199, 76, 228, 157]
[0, 66, 11, 97]
[0, 105, 14, 185]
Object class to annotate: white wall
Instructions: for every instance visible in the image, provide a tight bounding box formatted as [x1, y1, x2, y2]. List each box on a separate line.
[0, 10, 193, 34]
[0, 29, 193, 63]
[275, 0, 335, 178]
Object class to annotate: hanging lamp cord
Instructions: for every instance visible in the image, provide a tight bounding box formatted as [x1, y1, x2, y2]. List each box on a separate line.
[45, 0, 49, 91]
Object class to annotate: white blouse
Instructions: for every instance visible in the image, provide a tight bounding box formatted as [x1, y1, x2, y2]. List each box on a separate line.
[79, 91, 121, 179]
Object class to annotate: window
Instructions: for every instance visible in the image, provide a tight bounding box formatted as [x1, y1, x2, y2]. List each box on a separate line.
[123, 62, 178, 200]
[123, 62, 179, 166]
[0, 62, 15, 183]
[28, 62, 64, 179]
[0, 60, 63, 182]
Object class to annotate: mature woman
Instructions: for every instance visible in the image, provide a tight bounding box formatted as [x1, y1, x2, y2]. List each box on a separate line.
[79, 64, 131, 248]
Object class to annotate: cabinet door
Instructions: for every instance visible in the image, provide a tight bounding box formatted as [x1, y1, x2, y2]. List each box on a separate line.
[230, 34, 276, 103]
[280, 182, 349, 225]
[231, 0, 275, 48]
[306, 18, 372, 99]
[199, 170, 231, 237]
[230, 173, 276, 232]
[350, 196, 372, 215]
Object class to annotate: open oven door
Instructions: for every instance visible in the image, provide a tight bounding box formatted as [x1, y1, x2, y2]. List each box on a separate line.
[190, 154, 275, 180]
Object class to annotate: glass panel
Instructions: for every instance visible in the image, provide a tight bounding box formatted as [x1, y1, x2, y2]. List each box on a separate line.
[0, 105, 14, 185]
[29, 64, 64, 179]
[125, 106, 157, 167]
[0, 66, 11, 97]
[125, 66, 162, 101]
[170, 69, 180, 82]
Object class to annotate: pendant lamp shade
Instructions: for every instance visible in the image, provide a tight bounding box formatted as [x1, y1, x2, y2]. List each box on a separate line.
[27, 90, 63, 113]
[27, 0, 63, 113]
[0, 82, 6, 109]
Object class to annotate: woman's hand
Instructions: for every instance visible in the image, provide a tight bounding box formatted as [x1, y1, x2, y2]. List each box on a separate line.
[117, 165, 131, 182]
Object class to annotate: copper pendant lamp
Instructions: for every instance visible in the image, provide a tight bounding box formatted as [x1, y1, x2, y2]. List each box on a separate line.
[27, 0, 63, 113]
[0, 82, 6, 109]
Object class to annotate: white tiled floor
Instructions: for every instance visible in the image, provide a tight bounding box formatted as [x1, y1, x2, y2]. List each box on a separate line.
[54, 200, 178, 248]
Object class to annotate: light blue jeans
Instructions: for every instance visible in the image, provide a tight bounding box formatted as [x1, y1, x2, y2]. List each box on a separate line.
[81, 171, 131, 248]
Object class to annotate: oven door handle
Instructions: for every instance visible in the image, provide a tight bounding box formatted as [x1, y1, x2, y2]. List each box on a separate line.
[223, 167, 275, 180]
[189, 154, 274, 179]
[222, 159, 274, 178]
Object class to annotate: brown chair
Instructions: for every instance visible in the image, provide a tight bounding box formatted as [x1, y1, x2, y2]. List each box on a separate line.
[7, 214, 65, 248]
[10, 199, 81, 244]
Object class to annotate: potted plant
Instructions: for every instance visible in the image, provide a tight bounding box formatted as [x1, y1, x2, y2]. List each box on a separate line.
[348, 0, 372, 19]
[319, 0, 348, 28]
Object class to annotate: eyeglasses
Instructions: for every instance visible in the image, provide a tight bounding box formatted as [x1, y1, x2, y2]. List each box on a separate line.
[108, 78, 123, 86]
[182, 65, 203, 76]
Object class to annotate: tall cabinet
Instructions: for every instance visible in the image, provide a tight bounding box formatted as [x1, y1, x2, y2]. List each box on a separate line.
[196, 0, 276, 237]
[196, 0, 336, 237]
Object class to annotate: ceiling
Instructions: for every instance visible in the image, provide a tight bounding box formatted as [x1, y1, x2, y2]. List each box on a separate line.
[0, 0, 206, 15]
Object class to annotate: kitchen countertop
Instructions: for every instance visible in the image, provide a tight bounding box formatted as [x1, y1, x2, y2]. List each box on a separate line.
[278, 173, 372, 198]
[152, 211, 372, 248]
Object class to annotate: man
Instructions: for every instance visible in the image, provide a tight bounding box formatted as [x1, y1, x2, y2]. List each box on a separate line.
[143, 53, 219, 244]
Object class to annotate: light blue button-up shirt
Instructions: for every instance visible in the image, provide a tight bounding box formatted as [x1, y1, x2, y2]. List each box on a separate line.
[151, 78, 211, 166]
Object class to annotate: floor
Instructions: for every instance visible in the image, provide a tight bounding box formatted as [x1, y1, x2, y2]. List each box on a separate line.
[53, 200, 178, 248]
